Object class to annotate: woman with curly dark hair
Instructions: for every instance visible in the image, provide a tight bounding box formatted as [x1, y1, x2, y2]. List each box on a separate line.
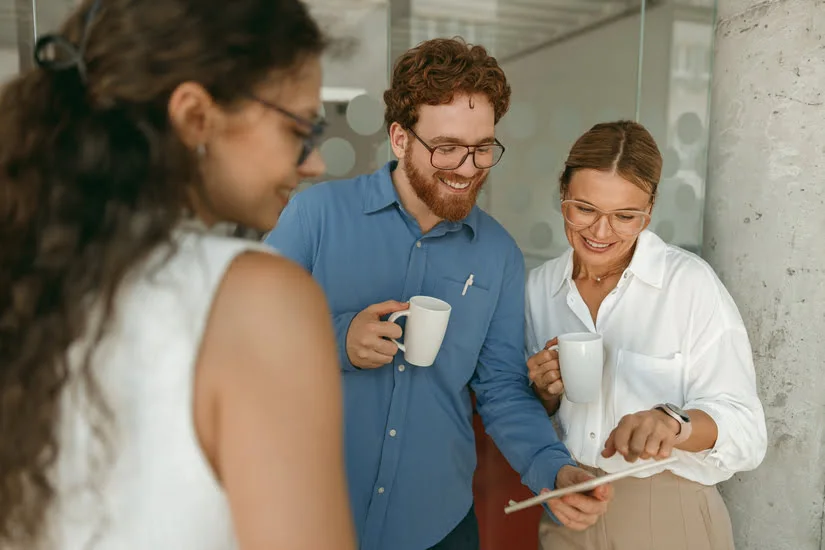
[0, 0, 355, 548]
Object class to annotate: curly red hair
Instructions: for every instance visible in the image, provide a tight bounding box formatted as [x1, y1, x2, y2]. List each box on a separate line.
[384, 37, 511, 131]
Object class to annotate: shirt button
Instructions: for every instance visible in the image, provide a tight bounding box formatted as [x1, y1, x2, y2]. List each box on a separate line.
[416, 241, 422, 248]
[398, 364, 406, 372]
[377, 487, 385, 494]
[589, 432, 596, 439]
[389, 429, 397, 437]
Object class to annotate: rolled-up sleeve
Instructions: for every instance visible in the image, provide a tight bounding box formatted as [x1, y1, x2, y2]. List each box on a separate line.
[683, 326, 767, 474]
[471, 244, 575, 499]
[681, 268, 768, 477]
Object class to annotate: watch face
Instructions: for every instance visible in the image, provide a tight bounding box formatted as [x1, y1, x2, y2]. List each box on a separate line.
[666, 403, 690, 422]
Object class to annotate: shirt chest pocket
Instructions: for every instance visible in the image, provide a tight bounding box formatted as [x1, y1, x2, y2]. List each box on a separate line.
[433, 277, 493, 362]
[614, 349, 684, 421]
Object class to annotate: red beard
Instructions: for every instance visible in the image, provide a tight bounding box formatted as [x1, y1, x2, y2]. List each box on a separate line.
[403, 144, 487, 222]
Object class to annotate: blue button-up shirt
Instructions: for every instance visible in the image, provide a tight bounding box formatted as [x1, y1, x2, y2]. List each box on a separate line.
[266, 162, 574, 550]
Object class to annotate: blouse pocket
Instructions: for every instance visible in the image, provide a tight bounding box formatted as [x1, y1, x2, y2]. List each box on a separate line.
[614, 349, 685, 422]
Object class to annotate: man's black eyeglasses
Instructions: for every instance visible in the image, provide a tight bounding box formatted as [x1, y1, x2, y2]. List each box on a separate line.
[407, 127, 505, 170]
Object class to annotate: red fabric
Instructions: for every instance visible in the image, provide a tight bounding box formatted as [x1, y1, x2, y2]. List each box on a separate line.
[472, 395, 541, 549]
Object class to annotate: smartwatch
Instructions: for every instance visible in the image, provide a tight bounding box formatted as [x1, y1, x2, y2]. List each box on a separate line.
[654, 403, 692, 443]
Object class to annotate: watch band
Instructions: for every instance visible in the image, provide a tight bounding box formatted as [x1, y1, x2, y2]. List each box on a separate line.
[654, 403, 692, 444]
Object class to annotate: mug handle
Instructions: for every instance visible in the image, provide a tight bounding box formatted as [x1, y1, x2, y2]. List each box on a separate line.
[387, 310, 410, 352]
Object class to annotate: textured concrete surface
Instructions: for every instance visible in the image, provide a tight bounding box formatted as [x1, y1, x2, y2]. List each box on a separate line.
[704, 1, 825, 549]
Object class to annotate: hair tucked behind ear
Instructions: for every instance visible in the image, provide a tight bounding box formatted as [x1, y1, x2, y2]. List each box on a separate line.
[0, 0, 324, 544]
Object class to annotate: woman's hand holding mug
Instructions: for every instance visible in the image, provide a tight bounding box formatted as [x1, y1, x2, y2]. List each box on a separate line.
[527, 337, 564, 401]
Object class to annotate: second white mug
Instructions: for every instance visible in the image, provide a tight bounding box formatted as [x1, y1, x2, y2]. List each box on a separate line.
[548, 332, 604, 403]
[388, 296, 451, 367]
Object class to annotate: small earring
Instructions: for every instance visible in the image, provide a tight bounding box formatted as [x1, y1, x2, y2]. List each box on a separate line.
[196, 143, 207, 157]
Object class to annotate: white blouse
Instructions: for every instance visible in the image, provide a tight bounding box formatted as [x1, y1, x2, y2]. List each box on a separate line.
[44, 228, 271, 550]
[525, 230, 767, 485]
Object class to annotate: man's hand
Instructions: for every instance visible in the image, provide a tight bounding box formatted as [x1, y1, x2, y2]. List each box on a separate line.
[345, 300, 409, 369]
[544, 465, 612, 531]
[527, 338, 563, 400]
[602, 409, 681, 462]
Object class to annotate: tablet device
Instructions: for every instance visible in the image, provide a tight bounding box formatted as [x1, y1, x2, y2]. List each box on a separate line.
[504, 456, 679, 514]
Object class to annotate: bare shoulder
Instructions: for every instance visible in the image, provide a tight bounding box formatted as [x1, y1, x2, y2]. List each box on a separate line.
[218, 251, 328, 319]
[199, 249, 335, 391]
[194, 251, 354, 549]
[194, 251, 335, 464]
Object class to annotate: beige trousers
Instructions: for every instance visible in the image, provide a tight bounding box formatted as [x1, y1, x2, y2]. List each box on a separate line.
[538, 469, 735, 550]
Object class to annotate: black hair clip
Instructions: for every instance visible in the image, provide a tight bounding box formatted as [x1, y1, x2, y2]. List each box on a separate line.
[32, 0, 103, 83]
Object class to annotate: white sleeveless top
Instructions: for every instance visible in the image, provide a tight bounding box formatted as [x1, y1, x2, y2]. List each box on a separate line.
[41, 227, 272, 550]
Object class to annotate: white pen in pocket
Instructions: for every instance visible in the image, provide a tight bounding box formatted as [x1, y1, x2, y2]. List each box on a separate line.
[461, 274, 474, 296]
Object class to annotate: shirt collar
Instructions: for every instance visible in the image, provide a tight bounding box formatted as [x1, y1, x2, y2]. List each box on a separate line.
[550, 229, 666, 296]
[362, 161, 400, 214]
[362, 160, 479, 240]
[550, 250, 575, 296]
[625, 229, 667, 288]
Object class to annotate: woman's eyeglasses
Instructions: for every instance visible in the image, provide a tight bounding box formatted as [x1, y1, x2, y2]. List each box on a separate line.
[560, 199, 650, 237]
[248, 95, 326, 166]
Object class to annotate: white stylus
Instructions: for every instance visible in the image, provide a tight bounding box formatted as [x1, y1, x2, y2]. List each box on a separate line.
[461, 274, 474, 296]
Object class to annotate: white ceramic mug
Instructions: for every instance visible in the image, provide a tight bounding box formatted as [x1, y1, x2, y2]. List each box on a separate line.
[387, 296, 451, 367]
[548, 332, 604, 403]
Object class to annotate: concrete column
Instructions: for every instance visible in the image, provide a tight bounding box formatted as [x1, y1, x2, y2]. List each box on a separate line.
[704, 1, 824, 549]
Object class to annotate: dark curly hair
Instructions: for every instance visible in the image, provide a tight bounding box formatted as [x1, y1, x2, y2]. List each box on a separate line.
[383, 37, 511, 131]
[560, 120, 663, 201]
[0, 0, 323, 544]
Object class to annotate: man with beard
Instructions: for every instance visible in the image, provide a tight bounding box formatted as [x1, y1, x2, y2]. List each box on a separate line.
[266, 38, 612, 550]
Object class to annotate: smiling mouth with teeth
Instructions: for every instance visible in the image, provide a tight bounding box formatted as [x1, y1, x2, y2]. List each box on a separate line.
[584, 237, 613, 249]
[438, 176, 472, 190]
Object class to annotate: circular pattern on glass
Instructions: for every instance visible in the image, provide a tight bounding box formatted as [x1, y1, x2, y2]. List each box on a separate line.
[676, 112, 704, 145]
[675, 182, 697, 211]
[662, 147, 681, 179]
[346, 94, 384, 136]
[320, 138, 356, 177]
[374, 139, 392, 168]
[655, 220, 676, 243]
[529, 222, 554, 249]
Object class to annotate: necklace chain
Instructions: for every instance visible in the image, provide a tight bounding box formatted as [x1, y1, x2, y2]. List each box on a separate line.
[574, 257, 629, 284]
[592, 266, 625, 283]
